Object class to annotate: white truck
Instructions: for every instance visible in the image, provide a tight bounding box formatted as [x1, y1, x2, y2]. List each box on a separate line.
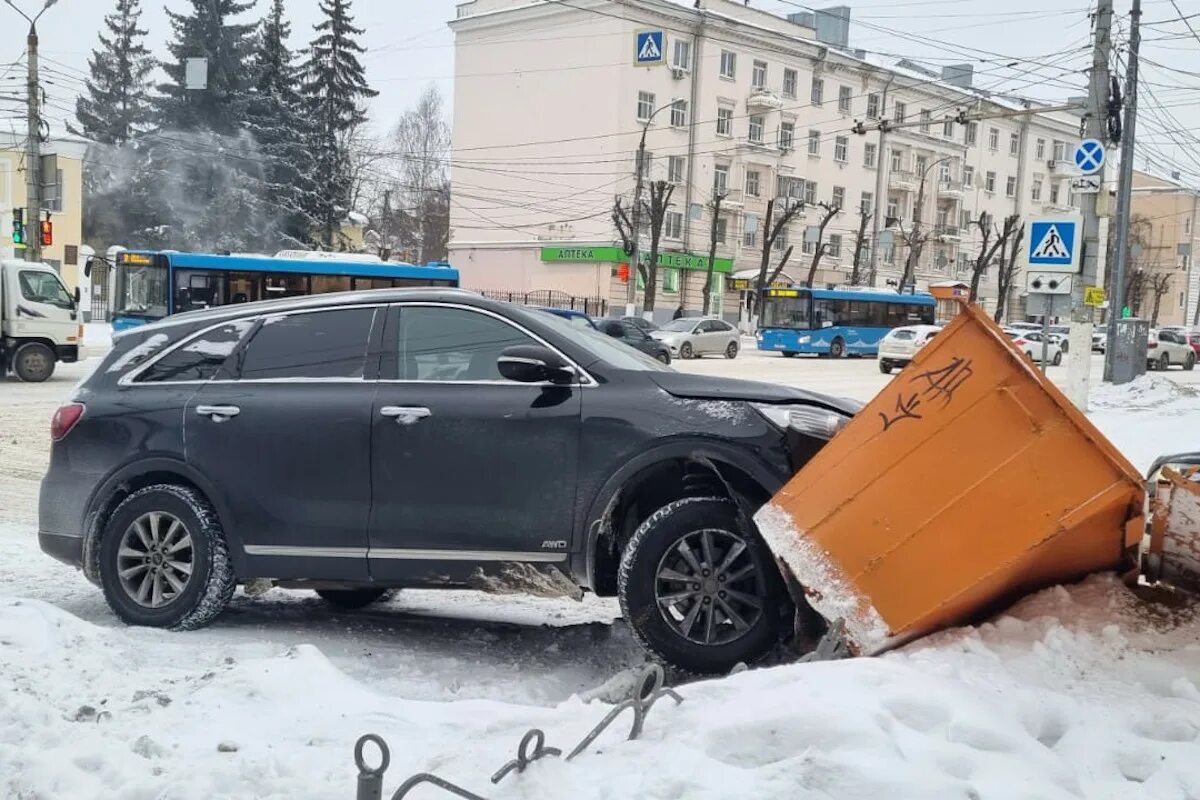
[1, 258, 84, 382]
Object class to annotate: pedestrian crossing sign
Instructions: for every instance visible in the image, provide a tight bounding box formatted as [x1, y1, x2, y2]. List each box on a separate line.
[635, 30, 665, 65]
[1025, 218, 1081, 272]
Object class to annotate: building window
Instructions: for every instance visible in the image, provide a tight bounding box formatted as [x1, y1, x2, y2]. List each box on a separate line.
[887, 198, 900, 222]
[672, 39, 691, 70]
[804, 180, 818, 205]
[745, 169, 761, 197]
[742, 213, 759, 247]
[963, 166, 974, 188]
[893, 101, 906, 123]
[1052, 140, 1065, 161]
[914, 154, 927, 175]
[828, 234, 842, 258]
[988, 127, 1000, 150]
[834, 136, 849, 163]
[808, 129, 820, 156]
[1009, 132, 1020, 157]
[773, 228, 789, 251]
[966, 122, 978, 146]
[864, 142, 877, 169]
[985, 171, 997, 193]
[668, 155, 685, 184]
[752, 60, 767, 89]
[637, 91, 655, 122]
[690, 203, 703, 220]
[777, 176, 803, 199]
[716, 106, 733, 136]
[670, 99, 688, 127]
[1050, 182, 1060, 204]
[802, 238, 816, 256]
[1187, 216, 1192, 234]
[832, 185, 845, 209]
[920, 109, 931, 133]
[939, 161, 952, 183]
[715, 217, 727, 243]
[866, 93, 880, 119]
[838, 85, 852, 114]
[782, 68, 797, 98]
[960, 210, 973, 230]
[1005, 176, 1016, 197]
[943, 118, 954, 138]
[713, 164, 729, 195]
[861, 191, 873, 213]
[1036, 138, 1046, 160]
[811, 77, 824, 106]
[1031, 178, 1043, 201]
[779, 121, 795, 151]
[890, 148, 902, 172]
[664, 210, 683, 239]
[720, 50, 736, 79]
[748, 114, 764, 143]
[662, 268, 680, 293]
[44, 169, 64, 212]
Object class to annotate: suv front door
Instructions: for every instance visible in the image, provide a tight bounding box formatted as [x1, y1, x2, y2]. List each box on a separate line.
[184, 305, 381, 580]
[367, 303, 583, 581]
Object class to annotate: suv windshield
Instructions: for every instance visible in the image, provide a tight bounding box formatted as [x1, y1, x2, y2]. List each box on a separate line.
[510, 306, 671, 371]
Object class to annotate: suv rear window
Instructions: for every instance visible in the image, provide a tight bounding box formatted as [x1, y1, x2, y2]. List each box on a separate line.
[890, 329, 916, 341]
[137, 320, 255, 383]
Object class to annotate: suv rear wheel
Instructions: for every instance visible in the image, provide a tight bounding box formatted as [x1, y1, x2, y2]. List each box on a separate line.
[98, 485, 235, 630]
[618, 497, 784, 673]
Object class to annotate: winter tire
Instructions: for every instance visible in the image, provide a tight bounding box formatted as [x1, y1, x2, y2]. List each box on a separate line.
[725, 341, 739, 359]
[98, 484, 235, 630]
[1052, 351, 1063, 366]
[829, 338, 846, 358]
[618, 497, 784, 674]
[680, 342, 694, 359]
[315, 588, 394, 609]
[13, 342, 55, 383]
[1160, 353, 1171, 371]
[1185, 353, 1195, 372]
[879, 360, 892, 374]
[656, 352, 671, 365]
[781, 351, 797, 358]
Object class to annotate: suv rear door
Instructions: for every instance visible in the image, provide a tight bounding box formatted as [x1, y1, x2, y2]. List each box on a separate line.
[367, 303, 582, 581]
[183, 305, 381, 580]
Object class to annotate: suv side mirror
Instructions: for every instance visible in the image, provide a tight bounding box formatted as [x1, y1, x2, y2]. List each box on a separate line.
[497, 345, 575, 385]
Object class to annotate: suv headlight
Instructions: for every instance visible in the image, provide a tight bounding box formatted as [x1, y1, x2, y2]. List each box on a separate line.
[752, 403, 851, 439]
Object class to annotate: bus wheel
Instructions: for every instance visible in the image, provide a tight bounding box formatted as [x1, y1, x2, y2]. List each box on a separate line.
[829, 338, 846, 359]
[879, 360, 892, 375]
[14, 342, 55, 383]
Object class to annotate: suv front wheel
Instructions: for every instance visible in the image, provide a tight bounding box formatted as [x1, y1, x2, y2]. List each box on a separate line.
[618, 497, 784, 673]
[98, 484, 236, 630]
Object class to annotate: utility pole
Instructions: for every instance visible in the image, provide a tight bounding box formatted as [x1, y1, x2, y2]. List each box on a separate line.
[626, 103, 672, 317]
[5, 0, 56, 263]
[1104, 0, 1141, 379]
[1066, 0, 1113, 406]
[868, 74, 895, 287]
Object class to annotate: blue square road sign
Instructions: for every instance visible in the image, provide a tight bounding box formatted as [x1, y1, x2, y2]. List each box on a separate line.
[635, 30, 664, 65]
[1027, 219, 1079, 270]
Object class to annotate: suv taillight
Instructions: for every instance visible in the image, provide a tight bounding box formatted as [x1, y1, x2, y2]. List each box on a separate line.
[51, 403, 85, 441]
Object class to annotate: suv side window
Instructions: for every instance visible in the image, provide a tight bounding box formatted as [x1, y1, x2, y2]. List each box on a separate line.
[238, 308, 376, 380]
[138, 319, 256, 383]
[398, 306, 537, 381]
[621, 321, 646, 340]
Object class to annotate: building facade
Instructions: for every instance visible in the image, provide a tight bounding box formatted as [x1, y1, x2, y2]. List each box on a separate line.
[448, 0, 1083, 322]
[1, 133, 87, 291]
[1128, 169, 1200, 328]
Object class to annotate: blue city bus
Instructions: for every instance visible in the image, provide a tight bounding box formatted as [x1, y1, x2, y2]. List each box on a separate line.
[756, 287, 936, 357]
[110, 250, 460, 332]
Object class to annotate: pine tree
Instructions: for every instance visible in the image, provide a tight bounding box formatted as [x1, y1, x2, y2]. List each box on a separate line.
[74, 0, 154, 145]
[157, 0, 257, 134]
[301, 0, 378, 248]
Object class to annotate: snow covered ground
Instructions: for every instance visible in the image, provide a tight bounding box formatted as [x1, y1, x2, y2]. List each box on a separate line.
[2, 343, 1199, 798]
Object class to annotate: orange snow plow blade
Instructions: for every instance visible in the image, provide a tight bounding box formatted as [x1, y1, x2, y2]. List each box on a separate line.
[1143, 457, 1200, 596]
[757, 302, 1146, 655]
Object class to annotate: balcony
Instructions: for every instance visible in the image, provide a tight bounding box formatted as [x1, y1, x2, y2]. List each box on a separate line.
[738, 135, 772, 152]
[746, 88, 783, 111]
[936, 226, 962, 242]
[717, 188, 744, 207]
[938, 179, 964, 199]
[1046, 159, 1070, 173]
[889, 170, 917, 192]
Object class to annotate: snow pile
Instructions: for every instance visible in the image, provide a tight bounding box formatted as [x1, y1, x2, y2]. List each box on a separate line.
[1088, 376, 1200, 473]
[2, 576, 1198, 798]
[1090, 374, 1199, 411]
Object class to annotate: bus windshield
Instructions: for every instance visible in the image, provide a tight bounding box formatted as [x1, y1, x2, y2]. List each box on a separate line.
[761, 294, 811, 329]
[116, 262, 169, 319]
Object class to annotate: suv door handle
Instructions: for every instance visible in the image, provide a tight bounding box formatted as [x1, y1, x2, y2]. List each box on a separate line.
[380, 406, 431, 423]
[195, 405, 241, 421]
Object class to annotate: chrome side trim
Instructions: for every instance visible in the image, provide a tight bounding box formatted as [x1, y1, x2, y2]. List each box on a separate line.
[368, 548, 568, 562]
[244, 545, 366, 558]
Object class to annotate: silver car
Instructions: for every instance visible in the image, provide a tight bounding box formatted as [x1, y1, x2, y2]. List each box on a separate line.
[651, 317, 740, 359]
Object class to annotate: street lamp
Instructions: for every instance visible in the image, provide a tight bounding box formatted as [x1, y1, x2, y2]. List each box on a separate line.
[3, 0, 58, 32]
[626, 101, 676, 317]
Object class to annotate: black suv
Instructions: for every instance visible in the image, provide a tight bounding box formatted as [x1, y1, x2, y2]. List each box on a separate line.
[39, 290, 856, 672]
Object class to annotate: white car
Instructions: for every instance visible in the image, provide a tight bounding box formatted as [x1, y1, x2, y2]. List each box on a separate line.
[1008, 330, 1063, 366]
[1148, 329, 1196, 371]
[878, 325, 940, 374]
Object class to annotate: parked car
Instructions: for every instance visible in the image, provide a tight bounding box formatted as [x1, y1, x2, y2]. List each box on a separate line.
[621, 316, 659, 334]
[1188, 331, 1200, 356]
[1148, 329, 1196, 371]
[532, 306, 596, 330]
[651, 317, 740, 359]
[38, 288, 860, 674]
[1008, 330, 1063, 365]
[1093, 326, 1107, 353]
[878, 325, 940, 374]
[597, 318, 672, 363]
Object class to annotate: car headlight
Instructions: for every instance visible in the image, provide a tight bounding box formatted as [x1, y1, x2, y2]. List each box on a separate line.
[755, 332, 763, 341]
[752, 403, 851, 439]
[798, 335, 811, 344]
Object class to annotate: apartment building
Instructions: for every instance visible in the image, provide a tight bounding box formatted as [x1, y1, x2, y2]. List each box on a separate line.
[448, 0, 1083, 321]
[1128, 169, 1200, 327]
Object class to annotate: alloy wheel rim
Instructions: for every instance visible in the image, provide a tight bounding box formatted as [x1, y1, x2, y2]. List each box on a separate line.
[117, 511, 194, 608]
[654, 528, 764, 646]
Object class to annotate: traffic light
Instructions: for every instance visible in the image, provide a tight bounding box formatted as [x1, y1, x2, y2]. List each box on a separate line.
[11, 208, 24, 245]
[40, 216, 52, 246]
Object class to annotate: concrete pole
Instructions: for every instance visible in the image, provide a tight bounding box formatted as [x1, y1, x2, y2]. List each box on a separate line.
[626, 130, 647, 318]
[25, 22, 41, 263]
[868, 75, 894, 287]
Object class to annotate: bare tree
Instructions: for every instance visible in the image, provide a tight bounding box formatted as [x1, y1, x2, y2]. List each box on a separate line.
[899, 175, 939, 290]
[749, 198, 805, 319]
[993, 225, 1024, 323]
[969, 213, 1019, 302]
[641, 180, 676, 317]
[701, 192, 726, 315]
[613, 196, 635, 257]
[389, 85, 451, 261]
[1149, 272, 1172, 326]
[804, 201, 841, 288]
[849, 206, 872, 286]
[1125, 268, 1148, 317]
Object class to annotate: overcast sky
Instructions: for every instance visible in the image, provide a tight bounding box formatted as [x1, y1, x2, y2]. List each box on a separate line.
[1, 0, 1196, 182]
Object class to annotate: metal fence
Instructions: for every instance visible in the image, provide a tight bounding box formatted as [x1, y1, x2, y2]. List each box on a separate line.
[473, 289, 608, 318]
[89, 260, 110, 322]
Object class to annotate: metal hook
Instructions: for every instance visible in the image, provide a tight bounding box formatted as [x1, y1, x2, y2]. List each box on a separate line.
[355, 734, 391, 800]
[566, 664, 683, 761]
[390, 773, 488, 800]
[490, 728, 562, 784]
